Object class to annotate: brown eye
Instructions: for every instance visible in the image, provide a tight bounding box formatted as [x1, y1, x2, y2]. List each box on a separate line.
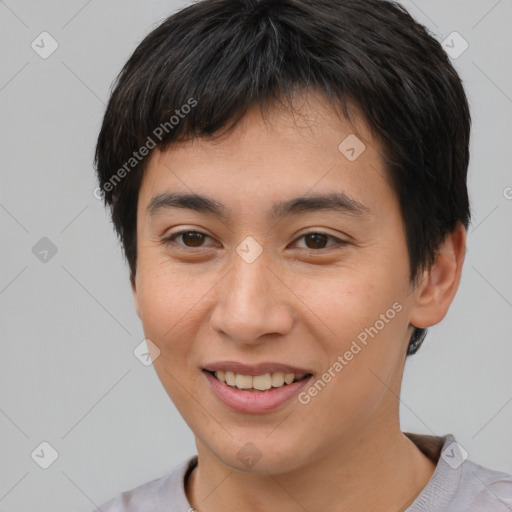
[163, 231, 211, 248]
[181, 232, 205, 247]
[303, 233, 329, 249]
[293, 232, 344, 251]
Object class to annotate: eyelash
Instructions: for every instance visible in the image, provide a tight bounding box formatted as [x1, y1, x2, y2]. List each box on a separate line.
[161, 230, 346, 252]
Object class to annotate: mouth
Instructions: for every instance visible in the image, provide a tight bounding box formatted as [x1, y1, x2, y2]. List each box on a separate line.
[201, 361, 314, 413]
[203, 369, 313, 393]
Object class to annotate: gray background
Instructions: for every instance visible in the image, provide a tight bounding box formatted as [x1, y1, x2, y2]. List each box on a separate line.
[1, 0, 511, 511]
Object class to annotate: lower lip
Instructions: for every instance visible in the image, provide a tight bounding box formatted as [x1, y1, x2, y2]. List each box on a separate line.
[203, 371, 312, 414]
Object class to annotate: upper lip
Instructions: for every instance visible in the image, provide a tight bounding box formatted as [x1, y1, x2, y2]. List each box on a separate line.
[203, 361, 313, 376]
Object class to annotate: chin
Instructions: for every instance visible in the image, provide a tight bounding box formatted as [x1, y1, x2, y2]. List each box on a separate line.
[206, 435, 313, 476]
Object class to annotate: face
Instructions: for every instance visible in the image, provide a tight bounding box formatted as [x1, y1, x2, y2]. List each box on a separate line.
[132, 92, 420, 474]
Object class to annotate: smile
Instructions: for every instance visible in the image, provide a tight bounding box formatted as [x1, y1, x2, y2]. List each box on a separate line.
[209, 370, 310, 391]
[203, 369, 313, 413]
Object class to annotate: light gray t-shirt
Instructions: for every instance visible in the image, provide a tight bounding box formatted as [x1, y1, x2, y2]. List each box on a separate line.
[92, 432, 512, 511]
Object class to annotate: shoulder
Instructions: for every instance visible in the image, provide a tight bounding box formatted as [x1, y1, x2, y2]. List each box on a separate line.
[405, 433, 512, 512]
[452, 458, 512, 511]
[90, 456, 197, 512]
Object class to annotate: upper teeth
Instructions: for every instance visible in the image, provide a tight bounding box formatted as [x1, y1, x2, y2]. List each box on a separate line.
[214, 371, 307, 390]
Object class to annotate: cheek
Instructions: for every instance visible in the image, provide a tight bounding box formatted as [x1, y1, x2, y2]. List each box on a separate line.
[310, 273, 407, 399]
[135, 258, 223, 368]
[135, 264, 196, 353]
[135, 265, 207, 409]
[309, 271, 383, 339]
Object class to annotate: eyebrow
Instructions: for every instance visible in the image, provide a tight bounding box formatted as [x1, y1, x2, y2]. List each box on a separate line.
[146, 191, 371, 220]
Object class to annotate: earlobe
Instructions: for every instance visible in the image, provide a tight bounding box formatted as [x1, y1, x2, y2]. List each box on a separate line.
[409, 222, 467, 329]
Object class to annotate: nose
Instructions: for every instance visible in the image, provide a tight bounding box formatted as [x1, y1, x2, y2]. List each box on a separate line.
[209, 249, 294, 345]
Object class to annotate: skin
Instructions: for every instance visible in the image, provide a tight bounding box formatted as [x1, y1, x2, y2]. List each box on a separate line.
[131, 91, 466, 512]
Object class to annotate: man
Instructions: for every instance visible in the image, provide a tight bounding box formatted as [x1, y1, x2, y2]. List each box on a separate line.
[92, 0, 512, 510]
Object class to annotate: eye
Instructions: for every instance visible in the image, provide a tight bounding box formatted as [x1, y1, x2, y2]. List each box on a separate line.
[162, 230, 213, 248]
[291, 231, 346, 251]
[161, 230, 346, 251]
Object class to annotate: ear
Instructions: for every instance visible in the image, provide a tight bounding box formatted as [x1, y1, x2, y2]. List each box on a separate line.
[130, 273, 141, 319]
[409, 222, 467, 329]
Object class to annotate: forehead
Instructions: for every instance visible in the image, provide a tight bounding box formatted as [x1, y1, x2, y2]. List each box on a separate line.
[138, 92, 394, 220]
